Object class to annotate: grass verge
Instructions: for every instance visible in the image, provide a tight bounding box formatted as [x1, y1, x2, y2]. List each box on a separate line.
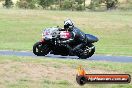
[0, 55, 131, 88]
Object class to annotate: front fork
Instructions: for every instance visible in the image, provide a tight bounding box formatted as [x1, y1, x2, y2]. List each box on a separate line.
[84, 44, 95, 53]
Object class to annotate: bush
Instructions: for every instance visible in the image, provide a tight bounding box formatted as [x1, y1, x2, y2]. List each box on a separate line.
[28, 2, 36, 9]
[39, 0, 54, 9]
[16, 0, 37, 9]
[75, 0, 84, 4]
[75, 4, 85, 11]
[61, 0, 85, 11]
[118, 3, 132, 10]
[61, 0, 73, 10]
[16, 0, 28, 9]
[89, 0, 102, 10]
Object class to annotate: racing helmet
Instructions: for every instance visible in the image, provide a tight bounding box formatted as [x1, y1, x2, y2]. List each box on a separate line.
[64, 19, 74, 31]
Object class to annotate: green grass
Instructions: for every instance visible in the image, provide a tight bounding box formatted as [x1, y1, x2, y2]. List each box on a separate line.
[0, 9, 132, 56]
[0, 55, 131, 88]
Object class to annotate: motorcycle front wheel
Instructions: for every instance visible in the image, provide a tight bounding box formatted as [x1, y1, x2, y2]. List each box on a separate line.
[33, 42, 50, 56]
[78, 43, 95, 59]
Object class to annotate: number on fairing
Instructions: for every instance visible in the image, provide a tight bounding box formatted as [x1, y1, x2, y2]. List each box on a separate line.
[60, 31, 71, 39]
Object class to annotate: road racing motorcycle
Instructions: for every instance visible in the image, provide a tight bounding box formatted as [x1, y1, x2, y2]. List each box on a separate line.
[33, 27, 99, 59]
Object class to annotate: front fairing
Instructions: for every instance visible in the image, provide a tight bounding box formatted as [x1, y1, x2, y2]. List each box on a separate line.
[86, 34, 99, 43]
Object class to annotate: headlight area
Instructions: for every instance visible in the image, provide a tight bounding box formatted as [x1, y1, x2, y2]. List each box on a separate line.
[42, 33, 45, 39]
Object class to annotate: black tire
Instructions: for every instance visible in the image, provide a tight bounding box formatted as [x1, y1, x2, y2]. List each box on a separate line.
[33, 42, 50, 56]
[78, 44, 95, 59]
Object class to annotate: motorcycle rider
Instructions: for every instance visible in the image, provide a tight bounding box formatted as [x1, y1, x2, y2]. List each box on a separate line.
[58, 19, 88, 55]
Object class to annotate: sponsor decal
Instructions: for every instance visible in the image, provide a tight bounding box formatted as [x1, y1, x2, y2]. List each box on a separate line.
[76, 65, 131, 85]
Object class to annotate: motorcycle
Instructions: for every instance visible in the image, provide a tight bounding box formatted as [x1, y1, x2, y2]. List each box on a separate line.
[33, 27, 99, 59]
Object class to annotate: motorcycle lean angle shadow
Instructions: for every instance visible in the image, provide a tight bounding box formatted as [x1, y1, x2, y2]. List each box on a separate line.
[33, 27, 99, 59]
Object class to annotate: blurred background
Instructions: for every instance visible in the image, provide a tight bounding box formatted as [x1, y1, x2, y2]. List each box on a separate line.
[0, 0, 132, 56]
[0, 0, 132, 11]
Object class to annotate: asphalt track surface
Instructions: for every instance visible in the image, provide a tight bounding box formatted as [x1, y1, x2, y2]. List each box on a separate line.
[0, 50, 132, 63]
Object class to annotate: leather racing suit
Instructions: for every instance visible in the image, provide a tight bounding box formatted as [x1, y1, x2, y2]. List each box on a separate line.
[60, 27, 87, 55]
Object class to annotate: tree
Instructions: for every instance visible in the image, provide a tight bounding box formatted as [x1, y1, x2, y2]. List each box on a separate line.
[3, 0, 13, 8]
[59, 0, 62, 9]
[84, 0, 85, 7]
[39, 0, 53, 9]
[89, 0, 118, 10]
[106, 0, 118, 10]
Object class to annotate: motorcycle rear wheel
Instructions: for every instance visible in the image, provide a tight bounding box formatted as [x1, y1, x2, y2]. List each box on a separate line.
[33, 42, 50, 56]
